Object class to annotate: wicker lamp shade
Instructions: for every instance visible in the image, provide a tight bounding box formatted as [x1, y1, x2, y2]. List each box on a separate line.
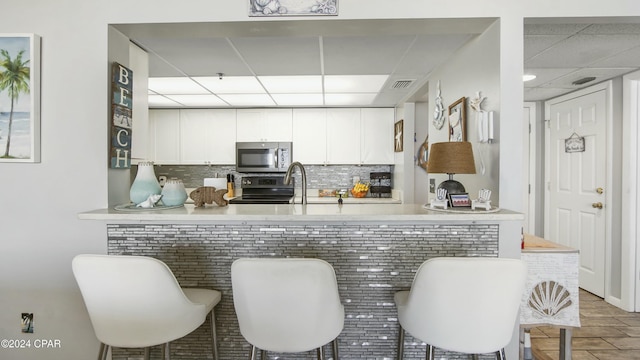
[427, 141, 476, 175]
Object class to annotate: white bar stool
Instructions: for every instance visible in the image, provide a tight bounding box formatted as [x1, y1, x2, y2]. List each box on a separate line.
[72, 254, 221, 360]
[395, 257, 527, 360]
[231, 258, 344, 360]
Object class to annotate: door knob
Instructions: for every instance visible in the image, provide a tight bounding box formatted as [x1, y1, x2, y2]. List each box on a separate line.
[592, 202, 603, 209]
[596, 187, 604, 194]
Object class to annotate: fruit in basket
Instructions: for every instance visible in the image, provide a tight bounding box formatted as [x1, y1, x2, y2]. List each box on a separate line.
[351, 182, 370, 198]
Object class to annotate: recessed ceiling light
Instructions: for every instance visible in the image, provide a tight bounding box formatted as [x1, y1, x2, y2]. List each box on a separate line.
[523, 74, 537, 82]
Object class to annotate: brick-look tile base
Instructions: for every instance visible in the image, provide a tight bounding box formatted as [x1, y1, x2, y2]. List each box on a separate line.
[107, 223, 499, 360]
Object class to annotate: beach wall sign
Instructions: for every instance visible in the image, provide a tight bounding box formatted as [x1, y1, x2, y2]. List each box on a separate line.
[110, 62, 132, 168]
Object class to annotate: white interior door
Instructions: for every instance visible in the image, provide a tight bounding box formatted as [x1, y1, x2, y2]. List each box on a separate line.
[523, 103, 536, 234]
[546, 87, 608, 297]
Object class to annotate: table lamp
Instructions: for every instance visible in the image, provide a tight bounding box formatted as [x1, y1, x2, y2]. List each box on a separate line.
[427, 141, 476, 194]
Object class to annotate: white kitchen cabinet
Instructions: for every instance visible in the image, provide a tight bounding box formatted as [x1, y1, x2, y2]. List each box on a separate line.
[326, 108, 361, 164]
[360, 108, 395, 164]
[293, 108, 394, 165]
[292, 109, 327, 164]
[180, 109, 236, 165]
[148, 109, 180, 164]
[236, 108, 293, 142]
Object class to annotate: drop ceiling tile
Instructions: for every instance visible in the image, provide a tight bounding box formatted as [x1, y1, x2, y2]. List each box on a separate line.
[194, 76, 265, 94]
[148, 77, 209, 94]
[589, 45, 640, 68]
[526, 34, 640, 68]
[524, 87, 574, 102]
[523, 68, 580, 88]
[140, 38, 252, 76]
[218, 94, 276, 106]
[148, 94, 183, 107]
[323, 35, 415, 75]
[524, 23, 589, 36]
[580, 23, 640, 35]
[164, 94, 228, 107]
[324, 75, 388, 93]
[543, 67, 635, 88]
[524, 35, 573, 62]
[394, 34, 472, 75]
[230, 36, 321, 76]
[272, 93, 324, 106]
[324, 93, 377, 106]
[258, 75, 322, 93]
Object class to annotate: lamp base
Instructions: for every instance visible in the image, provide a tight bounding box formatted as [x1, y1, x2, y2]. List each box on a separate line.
[437, 179, 466, 194]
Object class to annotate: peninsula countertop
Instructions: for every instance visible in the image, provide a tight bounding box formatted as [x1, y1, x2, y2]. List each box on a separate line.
[78, 203, 523, 222]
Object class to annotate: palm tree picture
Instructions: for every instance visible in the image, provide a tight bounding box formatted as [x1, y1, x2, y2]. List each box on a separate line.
[0, 34, 40, 162]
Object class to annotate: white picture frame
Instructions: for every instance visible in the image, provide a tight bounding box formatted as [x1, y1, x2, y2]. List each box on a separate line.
[0, 33, 40, 163]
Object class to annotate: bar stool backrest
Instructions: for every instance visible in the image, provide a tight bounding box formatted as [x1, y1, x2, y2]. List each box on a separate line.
[399, 257, 527, 354]
[72, 254, 208, 348]
[231, 258, 344, 353]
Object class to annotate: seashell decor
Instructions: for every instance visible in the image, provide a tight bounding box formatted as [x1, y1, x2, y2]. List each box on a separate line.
[528, 280, 573, 318]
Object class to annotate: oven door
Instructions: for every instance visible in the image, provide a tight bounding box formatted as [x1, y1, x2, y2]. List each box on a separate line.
[236, 142, 279, 173]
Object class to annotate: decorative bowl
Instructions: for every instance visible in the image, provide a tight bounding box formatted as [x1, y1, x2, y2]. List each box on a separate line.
[351, 189, 368, 198]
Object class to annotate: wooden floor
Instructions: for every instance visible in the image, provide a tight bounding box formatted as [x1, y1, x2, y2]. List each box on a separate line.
[531, 289, 640, 360]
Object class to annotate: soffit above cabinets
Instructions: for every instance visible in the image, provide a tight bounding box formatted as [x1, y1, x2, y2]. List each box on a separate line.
[113, 18, 492, 108]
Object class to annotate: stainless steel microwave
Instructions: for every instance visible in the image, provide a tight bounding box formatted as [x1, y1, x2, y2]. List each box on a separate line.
[235, 142, 292, 173]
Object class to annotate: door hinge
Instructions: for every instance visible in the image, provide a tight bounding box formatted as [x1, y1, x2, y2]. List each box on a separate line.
[529, 184, 531, 194]
[545, 119, 551, 128]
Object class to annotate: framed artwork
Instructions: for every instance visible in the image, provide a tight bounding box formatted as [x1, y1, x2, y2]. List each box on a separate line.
[394, 119, 403, 152]
[448, 97, 466, 142]
[0, 34, 41, 162]
[249, 0, 338, 16]
[448, 193, 471, 207]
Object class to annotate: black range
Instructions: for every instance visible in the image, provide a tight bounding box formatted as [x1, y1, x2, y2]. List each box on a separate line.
[228, 176, 294, 204]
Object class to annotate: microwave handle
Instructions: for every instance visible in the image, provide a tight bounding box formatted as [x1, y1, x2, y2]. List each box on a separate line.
[275, 148, 279, 168]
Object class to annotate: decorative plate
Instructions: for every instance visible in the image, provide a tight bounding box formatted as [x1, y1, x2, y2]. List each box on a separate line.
[114, 203, 184, 211]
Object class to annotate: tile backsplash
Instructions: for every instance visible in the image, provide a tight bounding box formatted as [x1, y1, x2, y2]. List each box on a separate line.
[131, 164, 393, 190]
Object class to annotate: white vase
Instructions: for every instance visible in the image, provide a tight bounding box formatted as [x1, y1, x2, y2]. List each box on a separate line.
[161, 179, 188, 206]
[129, 161, 162, 205]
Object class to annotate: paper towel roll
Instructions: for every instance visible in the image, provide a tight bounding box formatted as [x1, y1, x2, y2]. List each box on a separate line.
[204, 178, 228, 189]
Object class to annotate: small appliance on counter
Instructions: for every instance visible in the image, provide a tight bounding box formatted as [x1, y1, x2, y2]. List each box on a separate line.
[369, 172, 392, 198]
[235, 142, 292, 173]
[228, 175, 294, 204]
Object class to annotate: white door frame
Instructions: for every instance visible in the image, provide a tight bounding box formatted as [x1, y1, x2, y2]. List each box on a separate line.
[544, 81, 614, 303]
[523, 102, 536, 234]
[622, 71, 640, 312]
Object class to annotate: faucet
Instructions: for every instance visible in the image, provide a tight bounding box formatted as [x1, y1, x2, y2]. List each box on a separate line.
[284, 161, 307, 205]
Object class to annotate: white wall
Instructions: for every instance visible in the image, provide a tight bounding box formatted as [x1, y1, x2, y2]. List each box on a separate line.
[1, 1, 640, 359]
[427, 20, 501, 205]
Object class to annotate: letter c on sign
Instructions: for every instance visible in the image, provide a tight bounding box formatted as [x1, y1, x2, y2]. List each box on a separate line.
[116, 128, 129, 147]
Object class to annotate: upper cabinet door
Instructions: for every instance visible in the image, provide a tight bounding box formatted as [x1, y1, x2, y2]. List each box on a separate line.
[360, 108, 395, 164]
[326, 108, 361, 164]
[180, 109, 236, 164]
[148, 109, 180, 164]
[236, 109, 292, 142]
[292, 108, 327, 164]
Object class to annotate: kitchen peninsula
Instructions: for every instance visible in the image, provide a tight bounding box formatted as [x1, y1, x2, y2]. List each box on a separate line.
[79, 204, 523, 360]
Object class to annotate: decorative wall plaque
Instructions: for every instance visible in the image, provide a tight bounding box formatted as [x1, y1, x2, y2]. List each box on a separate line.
[565, 132, 585, 153]
[110, 62, 133, 168]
